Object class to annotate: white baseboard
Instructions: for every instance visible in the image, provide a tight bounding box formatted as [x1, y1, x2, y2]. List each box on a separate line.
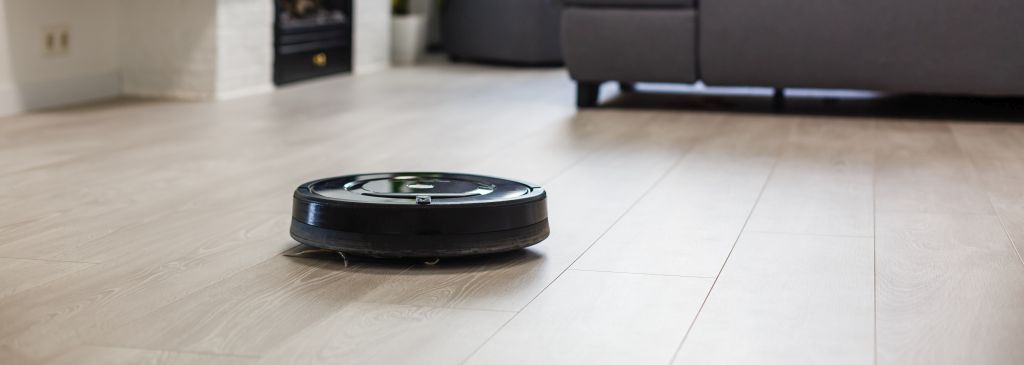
[216, 83, 275, 100]
[0, 85, 20, 117]
[122, 83, 275, 101]
[120, 87, 216, 101]
[0, 71, 120, 117]
[354, 62, 391, 75]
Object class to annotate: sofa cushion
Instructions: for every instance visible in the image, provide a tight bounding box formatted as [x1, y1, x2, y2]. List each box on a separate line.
[563, 0, 694, 8]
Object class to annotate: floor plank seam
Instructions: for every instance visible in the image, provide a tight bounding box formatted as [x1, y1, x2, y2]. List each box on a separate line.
[567, 268, 715, 279]
[666, 131, 785, 365]
[457, 140, 695, 365]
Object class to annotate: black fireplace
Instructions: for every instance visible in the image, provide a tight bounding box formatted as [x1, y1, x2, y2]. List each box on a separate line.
[274, 0, 353, 85]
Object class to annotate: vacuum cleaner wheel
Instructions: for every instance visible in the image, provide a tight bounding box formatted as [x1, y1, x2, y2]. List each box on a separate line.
[290, 172, 549, 258]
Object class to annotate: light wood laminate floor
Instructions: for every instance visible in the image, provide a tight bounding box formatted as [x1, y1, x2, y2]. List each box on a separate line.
[2, 64, 1023, 365]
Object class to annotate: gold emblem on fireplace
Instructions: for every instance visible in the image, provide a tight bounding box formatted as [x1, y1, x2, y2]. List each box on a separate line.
[312, 52, 328, 67]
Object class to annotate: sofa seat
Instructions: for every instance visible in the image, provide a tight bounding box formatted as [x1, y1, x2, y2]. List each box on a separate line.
[563, 0, 694, 8]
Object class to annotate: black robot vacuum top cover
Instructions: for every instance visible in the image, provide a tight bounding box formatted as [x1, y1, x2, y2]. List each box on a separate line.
[290, 172, 549, 258]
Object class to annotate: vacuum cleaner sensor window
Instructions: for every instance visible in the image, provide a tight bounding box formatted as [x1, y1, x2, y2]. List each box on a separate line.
[290, 172, 549, 258]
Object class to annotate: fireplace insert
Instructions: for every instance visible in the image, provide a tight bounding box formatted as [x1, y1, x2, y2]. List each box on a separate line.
[274, 0, 352, 85]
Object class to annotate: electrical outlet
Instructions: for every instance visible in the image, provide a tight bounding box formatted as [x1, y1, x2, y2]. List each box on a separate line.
[43, 25, 70, 57]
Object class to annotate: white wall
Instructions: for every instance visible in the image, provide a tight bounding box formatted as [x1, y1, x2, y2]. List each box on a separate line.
[0, 0, 120, 116]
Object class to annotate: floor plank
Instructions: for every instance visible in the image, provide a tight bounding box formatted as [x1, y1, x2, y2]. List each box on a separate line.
[355, 112, 718, 311]
[47, 345, 254, 365]
[466, 270, 711, 365]
[0, 67, 578, 362]
[875, 120, 1024, 365]
[0, 72, 569, 263]
[875, 212, 1024, 365]
[874, 121, 993, 214]
[673, 232, 874, 365]
[0, 258, 92, 303]
[256, 303, 512, 365]
[93, 255, 410, 356]
[745, 117, 875, 237]
[0, 211, 294, 361]
[572, 115, 790, 277]
[949, 122, 1024, 264]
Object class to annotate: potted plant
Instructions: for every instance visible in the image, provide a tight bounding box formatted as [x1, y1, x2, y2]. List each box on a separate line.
[391, 0, 427, 65]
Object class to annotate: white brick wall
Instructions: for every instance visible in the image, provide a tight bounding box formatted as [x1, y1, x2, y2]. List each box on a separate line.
[353, 0, 391, 74]
[119, 0, 273, 100]
[118, 0, 219, 100]
[215, 0, 274, 99]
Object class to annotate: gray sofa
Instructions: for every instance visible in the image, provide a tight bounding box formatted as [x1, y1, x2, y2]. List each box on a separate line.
[443, 0, 563, 65]
[561, 0, 1024, 107]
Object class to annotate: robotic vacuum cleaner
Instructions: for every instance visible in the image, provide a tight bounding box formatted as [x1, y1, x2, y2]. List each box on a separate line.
[290, 172, 549, 258]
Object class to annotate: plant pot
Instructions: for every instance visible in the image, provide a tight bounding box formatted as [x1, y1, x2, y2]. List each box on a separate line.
[391, 14, 427, 66]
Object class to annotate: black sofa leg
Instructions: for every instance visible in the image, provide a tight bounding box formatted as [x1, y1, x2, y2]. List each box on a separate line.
[577, 81, 602, 108]
[618, 82, 636, 93]
[772, 87, 785, 111]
